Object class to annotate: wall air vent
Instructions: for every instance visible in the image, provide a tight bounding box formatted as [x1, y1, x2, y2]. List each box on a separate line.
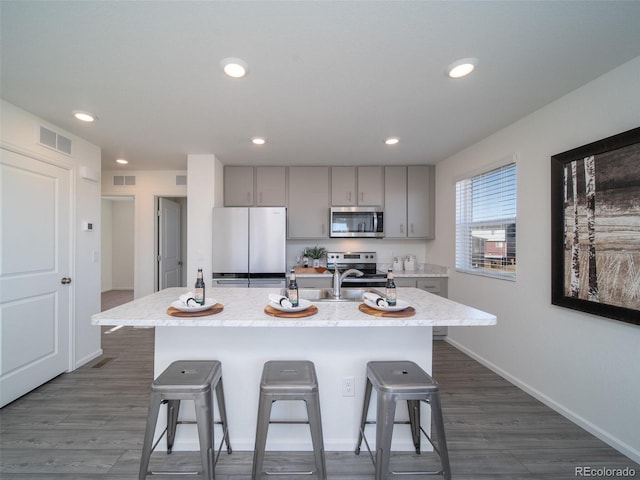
[39, 126, 72, 155]
[176, 175, 187, 186]
[112, 175, 136, 186]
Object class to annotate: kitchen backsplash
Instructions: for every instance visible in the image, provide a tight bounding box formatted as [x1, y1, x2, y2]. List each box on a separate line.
[286, 238, 430, 269]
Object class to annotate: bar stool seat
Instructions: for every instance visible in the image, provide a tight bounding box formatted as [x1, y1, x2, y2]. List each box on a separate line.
[139, 360, 232, 480]
[355, 361, 451, 480]
[252, 360, 327, 480]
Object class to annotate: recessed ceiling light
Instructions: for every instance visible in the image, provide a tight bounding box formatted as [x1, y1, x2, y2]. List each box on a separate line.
[73, 110, 96, 122]
[252, 137, 266, 145]
[116, 158, 128, 164]
[447, 58, 478, 78]
[221, 57, 248, 78]
[385, 137, 400, 145]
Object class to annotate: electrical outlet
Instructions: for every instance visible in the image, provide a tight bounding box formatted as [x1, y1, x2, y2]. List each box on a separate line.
[342, 376, 355, 397]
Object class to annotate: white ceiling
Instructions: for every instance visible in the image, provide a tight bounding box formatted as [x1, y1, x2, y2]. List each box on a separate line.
[2, 1, 640, 172]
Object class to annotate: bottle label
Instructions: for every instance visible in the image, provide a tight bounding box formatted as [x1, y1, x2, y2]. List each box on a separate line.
[195, 287, 205, 305]
[289, 289, 299, 307]
[386, 288, 397, 306]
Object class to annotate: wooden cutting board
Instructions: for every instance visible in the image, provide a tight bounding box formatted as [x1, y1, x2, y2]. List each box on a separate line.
[358, 303, 415, 318]
[167, 303, 224, 317]
[263, 305, 319, 318]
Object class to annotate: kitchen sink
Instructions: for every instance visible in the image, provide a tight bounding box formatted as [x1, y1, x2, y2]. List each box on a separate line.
[281, 287, 383, 302]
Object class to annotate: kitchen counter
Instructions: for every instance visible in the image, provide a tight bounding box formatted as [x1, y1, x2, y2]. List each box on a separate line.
[92, 286, 493, 328]
[92, 287, 494, 453]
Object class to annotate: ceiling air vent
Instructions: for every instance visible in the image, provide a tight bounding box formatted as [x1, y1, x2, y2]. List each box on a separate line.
[112, 175, 136, 186]
[39, 126, 72, 155]
[175, 175, 187, 186]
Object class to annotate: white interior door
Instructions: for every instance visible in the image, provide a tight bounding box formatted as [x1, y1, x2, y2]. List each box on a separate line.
[0, 148, 71, 407]
[158, 197, 182, 289]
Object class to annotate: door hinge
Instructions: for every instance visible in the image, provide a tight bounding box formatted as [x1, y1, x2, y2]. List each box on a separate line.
[157, 255, 162, 262]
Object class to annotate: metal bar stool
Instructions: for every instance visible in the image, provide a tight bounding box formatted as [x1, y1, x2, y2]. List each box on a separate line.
[251, 360, 327, 480]
[355, 361, 451, 480]
[139, 360, 232, 480]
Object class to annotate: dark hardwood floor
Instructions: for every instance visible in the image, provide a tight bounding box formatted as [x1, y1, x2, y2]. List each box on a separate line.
[1, 291, 637, 479]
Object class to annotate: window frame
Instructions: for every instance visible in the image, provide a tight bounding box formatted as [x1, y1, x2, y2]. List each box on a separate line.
[455, 156, 517, 281]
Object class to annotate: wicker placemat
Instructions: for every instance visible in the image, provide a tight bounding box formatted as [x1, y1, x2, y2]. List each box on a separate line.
[358, 303, 415, 317]
[167, 303, 224, 317]
[263, 305, 319, 318]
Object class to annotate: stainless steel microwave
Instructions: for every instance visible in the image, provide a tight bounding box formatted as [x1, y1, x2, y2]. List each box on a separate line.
[330, 207, 384, 238]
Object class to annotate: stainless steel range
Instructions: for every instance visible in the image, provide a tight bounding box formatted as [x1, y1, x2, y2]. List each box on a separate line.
[326, 252, 386, 287]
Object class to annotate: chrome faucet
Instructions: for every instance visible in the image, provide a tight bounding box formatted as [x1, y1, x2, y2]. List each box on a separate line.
[333, 268, 364, 299]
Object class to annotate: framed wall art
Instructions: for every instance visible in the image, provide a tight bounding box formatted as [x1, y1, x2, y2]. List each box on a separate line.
[551, 126, 640, 326]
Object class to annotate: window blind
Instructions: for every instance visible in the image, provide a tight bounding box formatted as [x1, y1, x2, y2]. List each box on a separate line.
[456, 162, 517, 280]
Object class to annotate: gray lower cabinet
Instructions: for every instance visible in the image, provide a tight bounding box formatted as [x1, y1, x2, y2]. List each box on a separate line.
[416, 278, 448, 338]
[297, 277, 332, 288]
[393, 277, 448, 338]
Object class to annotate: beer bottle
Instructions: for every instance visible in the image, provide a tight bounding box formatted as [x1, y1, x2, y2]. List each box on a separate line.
[195, 268, 205, 305]
[385, 268, 397, 306]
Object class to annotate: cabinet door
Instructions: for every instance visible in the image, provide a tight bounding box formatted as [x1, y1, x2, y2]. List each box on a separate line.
[331, 166, 356, 206]
[357, 166, 383, 206]
[384, 166, 407, 238]
[224, 166, 254, 206]
[256, 167, 286, 206]
[407, 165, 435, 239]
[288, 167, 330, 238]
[417, 277, 448, 337]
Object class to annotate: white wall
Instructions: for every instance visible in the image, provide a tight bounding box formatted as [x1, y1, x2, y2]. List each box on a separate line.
[100, 199, 113, 291]
[111, 199, 135, 289]
[186, 154, 224, 284]
[429, 57, 640, 462]
[101, 171, 187, 297]
[1, 99, 102, 368]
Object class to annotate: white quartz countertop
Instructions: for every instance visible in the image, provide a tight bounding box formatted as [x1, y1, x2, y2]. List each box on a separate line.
[92, 287, 495, 328]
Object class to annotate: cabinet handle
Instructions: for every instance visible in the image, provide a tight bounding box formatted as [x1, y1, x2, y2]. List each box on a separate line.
[400, 224, 404, 234]
[410, 223, 414, 234]
[360, 192, 364, 202]
[247, 192, 251, 203]
[259, 192, 263, 204]
[348, 192, 352, 203]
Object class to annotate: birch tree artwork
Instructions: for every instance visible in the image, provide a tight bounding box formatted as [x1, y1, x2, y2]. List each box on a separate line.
[562, 143, 640, 311]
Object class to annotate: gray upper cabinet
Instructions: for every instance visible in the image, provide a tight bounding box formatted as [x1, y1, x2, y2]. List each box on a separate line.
[224, 166, 254, 206]
[384, 165, 435, 239]
[224, 166, 286, 206]
[331, 166, 383, 206]
[256, 167, 286, 206]
[288, 166, 329, 239]
[384, 166, 408, 238]
[407, 165, 435, 239]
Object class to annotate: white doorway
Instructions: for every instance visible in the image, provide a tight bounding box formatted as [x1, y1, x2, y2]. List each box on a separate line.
[1, 148, 72, 406]
[101, 196, 135, 294]
[155, 196, 187, 290]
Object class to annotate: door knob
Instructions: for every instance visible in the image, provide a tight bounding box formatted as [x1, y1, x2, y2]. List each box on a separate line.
[61, 277, 72, 284]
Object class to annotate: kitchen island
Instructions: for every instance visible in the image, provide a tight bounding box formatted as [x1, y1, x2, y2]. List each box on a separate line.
[92, 287, 495, 452]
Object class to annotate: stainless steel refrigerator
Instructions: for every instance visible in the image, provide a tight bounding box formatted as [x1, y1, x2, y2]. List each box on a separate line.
[212, 207, 287, 287]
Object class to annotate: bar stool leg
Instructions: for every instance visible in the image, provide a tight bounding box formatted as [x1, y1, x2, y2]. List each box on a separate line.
[166, 399, 180, 453]
[429, 394, 451, 480]
[407, 399, 421, 454]
[195, 391, 215, 480]
[375, 391, 397, 480]
[305, 396, 327, 480]
[215, 377, 233, 454]
[355, 378, 373, 454]
[251, 395, 274, 480]
[139, 393, 162, 480]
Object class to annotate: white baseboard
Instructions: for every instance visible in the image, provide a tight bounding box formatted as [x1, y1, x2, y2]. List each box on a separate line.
[75, 348, 103, 370]
[445, 337, 640, 464]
